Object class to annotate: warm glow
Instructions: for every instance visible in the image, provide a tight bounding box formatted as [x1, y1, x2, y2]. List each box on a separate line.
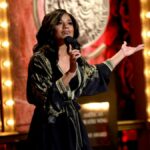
[145, 12, 150, 18]
[147, 106, 150, 121]
[147, 106, 150, 114]
[82, 102, 109, 111]
[0, 21, 9, 28]
[5, 99, 14, 106]
[0, 0, 15, 131]
[141, 0, 147, 2]
[3, 60, 11, 68]
[146, 31, 150, 37]
[147, 51, 150, 56]
[144, 68, 150, 76]
[3, 80, 12, 87]
[145, 87, 150, 95]
[1, 40, 10, 48]
[140, 0, 150, 122]
[143, 50, 150, 57]
[0, 1, 8, 9]
[6, 119, 15, 126]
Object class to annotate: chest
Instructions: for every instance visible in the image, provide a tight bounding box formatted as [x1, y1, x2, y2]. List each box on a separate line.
[58, 55, 70, 74]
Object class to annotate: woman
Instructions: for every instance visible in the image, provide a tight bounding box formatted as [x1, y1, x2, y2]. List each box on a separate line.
[26, 9, 144, 150]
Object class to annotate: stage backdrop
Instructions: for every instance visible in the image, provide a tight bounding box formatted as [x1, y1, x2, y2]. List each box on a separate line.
[6, 0, 140, 132]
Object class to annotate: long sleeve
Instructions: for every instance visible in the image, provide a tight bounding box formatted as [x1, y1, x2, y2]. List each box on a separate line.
[26, 52, 70, 114]
[80, 62, 112, 96]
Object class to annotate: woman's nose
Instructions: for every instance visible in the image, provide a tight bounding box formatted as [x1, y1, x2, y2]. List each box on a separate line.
[63, 22, 69, 29]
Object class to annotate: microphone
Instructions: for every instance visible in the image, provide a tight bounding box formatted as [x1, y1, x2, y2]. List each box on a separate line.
[64, 36, 80, 50]
[64, 36, 83, 66]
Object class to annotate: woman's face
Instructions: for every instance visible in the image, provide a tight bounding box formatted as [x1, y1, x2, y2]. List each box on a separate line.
[54, 13, 74, 43]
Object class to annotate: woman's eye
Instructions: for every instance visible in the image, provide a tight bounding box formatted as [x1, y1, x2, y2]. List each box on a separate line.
[68, 22, 73, 25]
[57, 21, 62, 25]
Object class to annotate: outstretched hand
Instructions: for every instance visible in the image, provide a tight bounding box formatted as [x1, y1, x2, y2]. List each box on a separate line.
[121, 41, 144, 57]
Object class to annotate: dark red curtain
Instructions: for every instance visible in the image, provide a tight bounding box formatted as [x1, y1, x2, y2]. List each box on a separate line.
[88, 0, 138, 120]
[5, 0, 143, 132]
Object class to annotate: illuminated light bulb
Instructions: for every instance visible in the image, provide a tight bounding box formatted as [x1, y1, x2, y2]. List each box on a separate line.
[5, 99, 14, 106]
[147, 106, 150, 114]
[1, 40, 10, 48]
[0, 21, 9, 28]
[145, 12, 150, 18]
[143, 50, 147, 56]
[147, 106, 150, 121]
[147, 51, 150, 56]
[82, 102, 109, 111]
[142, 30, 146, 38]
[142, 31, 150, 38]
[143, 50, 150, 57]
[3, 60, 11, 68]
[145, 69, 150, 76]
[7, 119, 14, 126]
[140, 12, 144, 19]
[3, 80, 12, 87]
[144, 69, 148, 76]
[0, 2, 8, 9]
[145, 87, 150, 95]
[141, 0, 147, 2]
[146, 31, 150, 37]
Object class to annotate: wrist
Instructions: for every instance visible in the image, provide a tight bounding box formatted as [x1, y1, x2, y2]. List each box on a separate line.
[61, 71, 75, 86]
[121, 47, 127, 57]
[104, 59, 114, 71]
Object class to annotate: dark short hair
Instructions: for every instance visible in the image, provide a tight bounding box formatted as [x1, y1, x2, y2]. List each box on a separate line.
[36, 9, 80, 48]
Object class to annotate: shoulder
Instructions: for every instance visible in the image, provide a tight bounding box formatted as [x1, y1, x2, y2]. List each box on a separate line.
[31, 44, 55, 62]
[29, 50, 47, 64]
[28, 50, 51, 70]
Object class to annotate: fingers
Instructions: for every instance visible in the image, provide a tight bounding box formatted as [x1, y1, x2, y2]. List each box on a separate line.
[68, 44, 81, 57]
[137, 44, 144, 49]
[68, 45, 72, 53]
[123, 41, 144, 52]
[69, 49, 81, 59]
[136, 44, 144, 51]
[123, 41, 127, 46]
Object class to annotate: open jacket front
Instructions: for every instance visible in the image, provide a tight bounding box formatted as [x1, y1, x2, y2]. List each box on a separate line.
[26, 46, 112, 150]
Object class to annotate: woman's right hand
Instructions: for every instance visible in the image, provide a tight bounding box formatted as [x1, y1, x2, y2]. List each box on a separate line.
[61, 46, 81, 87]
[68, 49, 81, 73]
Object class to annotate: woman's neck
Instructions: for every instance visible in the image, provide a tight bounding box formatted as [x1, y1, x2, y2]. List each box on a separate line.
[58, 44, 68, 57]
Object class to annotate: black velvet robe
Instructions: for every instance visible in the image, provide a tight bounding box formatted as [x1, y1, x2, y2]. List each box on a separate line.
[26, 47, 111, 150]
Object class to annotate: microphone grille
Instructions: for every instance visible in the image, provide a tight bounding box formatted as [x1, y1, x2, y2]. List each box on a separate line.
[64, 36, 74, 45]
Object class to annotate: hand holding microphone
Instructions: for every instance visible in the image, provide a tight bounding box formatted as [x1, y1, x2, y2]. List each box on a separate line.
[64, 36, 83, 66]
[64, 36, 80, 50]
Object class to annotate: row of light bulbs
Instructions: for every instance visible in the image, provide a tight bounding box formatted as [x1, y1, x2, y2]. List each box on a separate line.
[0, 0, 149, 131]
[140, 0, 150, 122]
[0, 0, 15, 130]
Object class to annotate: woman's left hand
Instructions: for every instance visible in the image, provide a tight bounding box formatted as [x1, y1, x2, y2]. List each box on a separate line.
[121, 41, 144, 57]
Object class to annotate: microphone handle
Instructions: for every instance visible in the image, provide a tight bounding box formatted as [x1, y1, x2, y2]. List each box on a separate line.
[77, 57, 83, 66]
[70, 43, 83, 66]
[65, 38, 83, 66]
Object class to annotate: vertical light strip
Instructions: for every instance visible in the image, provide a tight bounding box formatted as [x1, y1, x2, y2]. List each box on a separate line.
[140, 0, 150, 122]
[0, 0, 15, 131]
